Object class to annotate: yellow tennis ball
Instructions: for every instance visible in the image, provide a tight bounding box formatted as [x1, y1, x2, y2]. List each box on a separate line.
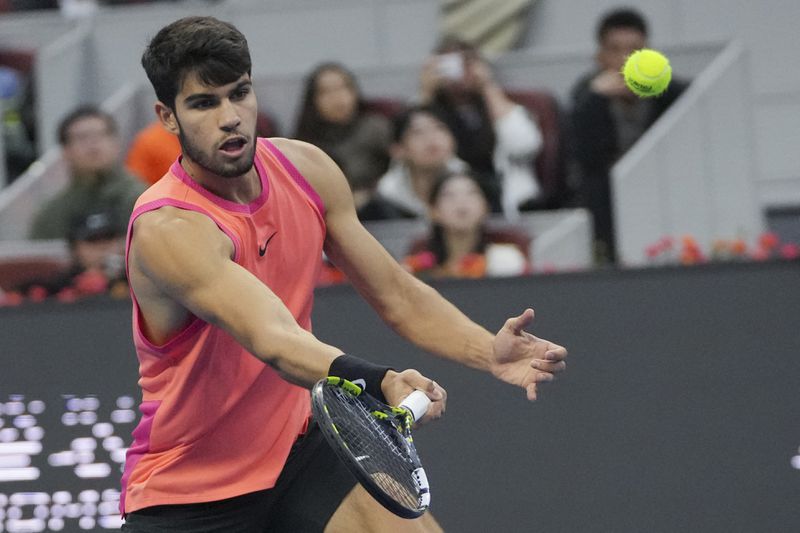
[623, 49, 672, 98]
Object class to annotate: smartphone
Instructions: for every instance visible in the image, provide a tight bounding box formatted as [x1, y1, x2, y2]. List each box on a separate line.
[436, 52, 464, 81]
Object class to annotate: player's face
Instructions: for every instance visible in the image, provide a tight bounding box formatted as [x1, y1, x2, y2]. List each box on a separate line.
[399, 113, 456, 171]
[62, 116, 121, 176]
[598, 28, 647, 72]
[170, 72, 258, 179]
[314, 69, 358, 124]
[430, 174, 489, 233]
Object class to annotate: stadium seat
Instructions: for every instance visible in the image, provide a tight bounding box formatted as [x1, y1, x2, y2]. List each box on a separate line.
[507, 89, 570, 210]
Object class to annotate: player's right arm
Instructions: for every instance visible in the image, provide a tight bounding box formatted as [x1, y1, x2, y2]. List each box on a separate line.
[129, 206, 342, 387]
[128, 207, 445, 411]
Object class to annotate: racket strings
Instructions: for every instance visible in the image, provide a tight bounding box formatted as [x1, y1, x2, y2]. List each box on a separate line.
[326, 387, 420, 510]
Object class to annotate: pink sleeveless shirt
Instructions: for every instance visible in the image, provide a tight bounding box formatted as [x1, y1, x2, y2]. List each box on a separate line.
[121, 139, 326, 513]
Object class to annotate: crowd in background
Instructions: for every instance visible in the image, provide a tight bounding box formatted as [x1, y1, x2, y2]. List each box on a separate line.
[0, 0, 182, 14]
[0, 7, 697, 304]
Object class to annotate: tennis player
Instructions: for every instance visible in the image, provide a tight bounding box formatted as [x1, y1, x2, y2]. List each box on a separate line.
[120, 16, 567, 532]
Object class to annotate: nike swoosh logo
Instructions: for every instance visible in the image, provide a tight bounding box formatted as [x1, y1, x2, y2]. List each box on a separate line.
[259, 231, 277, 257]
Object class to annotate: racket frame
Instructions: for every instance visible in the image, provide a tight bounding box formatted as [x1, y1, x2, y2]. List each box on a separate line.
[311, 377, 430, 519]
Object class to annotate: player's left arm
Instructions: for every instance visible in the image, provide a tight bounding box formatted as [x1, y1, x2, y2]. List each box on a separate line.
[271, 138, 567, 400]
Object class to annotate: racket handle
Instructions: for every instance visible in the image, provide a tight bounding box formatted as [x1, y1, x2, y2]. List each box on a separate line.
[399, 390, 431, 422]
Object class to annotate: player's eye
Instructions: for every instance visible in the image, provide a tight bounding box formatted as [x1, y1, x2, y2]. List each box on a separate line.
[192, 99, 215, 110]
[232, 87, 250, 100]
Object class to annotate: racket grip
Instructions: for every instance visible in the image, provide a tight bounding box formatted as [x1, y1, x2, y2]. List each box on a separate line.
[399, 390, 431, 422]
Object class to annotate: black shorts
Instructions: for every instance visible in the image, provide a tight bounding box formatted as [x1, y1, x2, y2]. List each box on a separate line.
[121, 421, 357, 533]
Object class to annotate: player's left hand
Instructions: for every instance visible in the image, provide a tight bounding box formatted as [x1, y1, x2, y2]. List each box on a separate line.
[490, 308, 567, 401]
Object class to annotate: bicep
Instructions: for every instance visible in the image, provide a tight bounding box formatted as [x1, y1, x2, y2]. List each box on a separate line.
[131, 210, 298, 355]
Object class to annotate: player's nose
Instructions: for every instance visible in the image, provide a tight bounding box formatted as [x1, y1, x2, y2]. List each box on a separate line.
[218, 99, 242, 131]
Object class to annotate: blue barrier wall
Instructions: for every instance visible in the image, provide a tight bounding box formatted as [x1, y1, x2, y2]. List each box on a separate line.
[1, 262, 799, 531]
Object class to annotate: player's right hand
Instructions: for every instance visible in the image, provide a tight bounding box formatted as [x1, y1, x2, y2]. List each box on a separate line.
[381, 369, 446, 424]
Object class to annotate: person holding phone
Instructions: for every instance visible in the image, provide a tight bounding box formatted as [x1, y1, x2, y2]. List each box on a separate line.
[418, 37, 543, 219]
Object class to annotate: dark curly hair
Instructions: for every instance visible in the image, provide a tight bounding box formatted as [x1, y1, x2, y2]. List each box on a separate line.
[141, 16, 252, 109]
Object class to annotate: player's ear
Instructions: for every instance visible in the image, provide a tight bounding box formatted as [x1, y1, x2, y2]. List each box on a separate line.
[155, 102, 179, 135]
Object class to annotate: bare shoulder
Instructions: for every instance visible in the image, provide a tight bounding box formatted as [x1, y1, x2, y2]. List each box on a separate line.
[131, 207, 233, 276]
[267, 137, 353, 211]
[133, 207, 225, 250]
[268, 137, 327, 168]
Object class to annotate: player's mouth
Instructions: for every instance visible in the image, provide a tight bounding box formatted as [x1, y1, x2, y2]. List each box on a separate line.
[219, 136, 248, 157]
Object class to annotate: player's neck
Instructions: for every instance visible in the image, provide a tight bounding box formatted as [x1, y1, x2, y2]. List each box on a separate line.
[180, 157, 261, 204]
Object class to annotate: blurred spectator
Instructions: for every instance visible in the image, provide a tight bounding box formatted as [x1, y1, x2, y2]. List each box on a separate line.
[0, 65, 36, 183]
[570, 7, 688, 263]
[16, 210, 127, 301]
[29, 105, 144, 239]
[403, 169, 531, 279]
[3, 1, 58, 10]
[59, 0, 98, 19]
[419, 37, 542, 218]
[125, 120, 181, 186]
[294, 62, 392, 210]
[0, 0, 180, 12]
[365, 105, 466, 221]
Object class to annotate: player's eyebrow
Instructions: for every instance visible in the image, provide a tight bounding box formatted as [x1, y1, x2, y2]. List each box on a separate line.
[231, 80, 252, 93]
[183, 80, 252, 106]
[183, 92, 218, 106]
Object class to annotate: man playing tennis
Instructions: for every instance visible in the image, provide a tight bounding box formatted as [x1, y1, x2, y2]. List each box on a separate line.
[121, 16, 567, 533]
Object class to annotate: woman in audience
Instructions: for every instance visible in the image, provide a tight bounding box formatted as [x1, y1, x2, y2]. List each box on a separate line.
[294, 62, 392, 210]
[403, 169, 531, 279]
[363, 105, 466, 220]
[419, 37, 542, 218]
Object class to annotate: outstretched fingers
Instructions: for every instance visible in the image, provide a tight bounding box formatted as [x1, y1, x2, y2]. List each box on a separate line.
[524, 368, 557, 401]
[544, 344, 568, 363]
[525, 343, 568, 401]
[530, 359, 566, 374]
[525, 382, 538, 401]
[505, 308, 535, 336]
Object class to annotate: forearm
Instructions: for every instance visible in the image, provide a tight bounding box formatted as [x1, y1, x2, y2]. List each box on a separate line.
[195, 288, 343, 388]
[253, 323, 343, 388]
[224, 290, 393, 401]
[381, 276, 495, 371]
[152, 248, 343, 388]
[188, 290, 391, 395]
[482, 82, 515, 122]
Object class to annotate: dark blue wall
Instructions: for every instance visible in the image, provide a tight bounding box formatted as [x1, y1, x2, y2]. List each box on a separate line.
[1, 262, 799, 531]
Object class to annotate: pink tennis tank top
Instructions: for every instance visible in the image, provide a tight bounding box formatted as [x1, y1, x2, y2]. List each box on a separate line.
[120, 138, 326, 514]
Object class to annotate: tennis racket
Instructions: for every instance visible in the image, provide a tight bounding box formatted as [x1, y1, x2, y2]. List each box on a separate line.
[311, 376, 432, 519]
